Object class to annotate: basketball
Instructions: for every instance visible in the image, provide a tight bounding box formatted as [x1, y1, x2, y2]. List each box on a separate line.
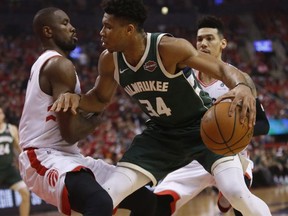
[200, 102, 254, 156]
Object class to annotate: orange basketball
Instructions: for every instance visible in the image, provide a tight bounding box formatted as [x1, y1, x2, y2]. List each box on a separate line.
[200, 102, 254, 156]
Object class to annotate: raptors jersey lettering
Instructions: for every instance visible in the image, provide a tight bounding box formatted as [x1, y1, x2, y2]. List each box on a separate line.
[19, 50, 80, 153]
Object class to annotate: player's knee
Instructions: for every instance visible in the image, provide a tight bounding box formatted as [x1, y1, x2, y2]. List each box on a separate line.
[84, 189, 113, 216]
[222, 186, 249, 204]
[65, 169, 113, 215]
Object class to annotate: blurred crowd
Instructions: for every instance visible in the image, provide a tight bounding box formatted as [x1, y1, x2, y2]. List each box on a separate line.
[0, 0, 288, 187]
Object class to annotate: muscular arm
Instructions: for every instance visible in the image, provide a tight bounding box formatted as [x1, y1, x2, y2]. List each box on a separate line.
[237, 69, 270, 135]
[43, 57, 103, 144]
[159, 36, 249, 89]
[159, 36, 256, 126]
[241, 70, 257, 97]
[78, 50, 118, 112]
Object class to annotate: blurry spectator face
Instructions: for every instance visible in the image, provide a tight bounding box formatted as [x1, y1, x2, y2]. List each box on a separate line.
[196, 28, 227, 59]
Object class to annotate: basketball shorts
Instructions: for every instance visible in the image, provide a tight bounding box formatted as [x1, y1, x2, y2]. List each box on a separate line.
[118, 120, 224, 185]
[0, 164, 23, 187]
[153, 151, 253, 214]
[19, 148, 116, 215]
[154, 160, 215, 213]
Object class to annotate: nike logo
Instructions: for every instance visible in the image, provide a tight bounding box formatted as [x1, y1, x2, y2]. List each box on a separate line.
[120, 68, 129, 74]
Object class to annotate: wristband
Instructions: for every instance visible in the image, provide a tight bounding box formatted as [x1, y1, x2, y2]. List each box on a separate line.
[235, 82, 253, 92]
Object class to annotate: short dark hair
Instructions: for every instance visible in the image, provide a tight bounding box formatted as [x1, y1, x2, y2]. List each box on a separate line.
[101, 0, 147, 31]
[197, 15, 225, 37]
[33, 7, 60, 35]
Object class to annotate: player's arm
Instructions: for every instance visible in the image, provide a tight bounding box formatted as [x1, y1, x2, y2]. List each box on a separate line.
[10, 124, 21, 155]
[241, 70, 257, 97]
[240, 70, 270, 135]
[78, 50, 118, 112]
[50, 50, 118, 115]
[159, 36, 256, 127]
[46, 57, 103, 143]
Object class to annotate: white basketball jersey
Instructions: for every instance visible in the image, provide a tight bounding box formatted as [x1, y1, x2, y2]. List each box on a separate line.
[194, 70, 229, 101]
[19, 50, 81, 153]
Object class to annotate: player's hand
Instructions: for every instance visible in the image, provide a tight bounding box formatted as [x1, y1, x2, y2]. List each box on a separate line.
[50, 93, 81, 115]
[215, 85, 256, 128]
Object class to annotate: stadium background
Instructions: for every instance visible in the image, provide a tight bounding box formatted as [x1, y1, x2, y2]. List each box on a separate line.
[0, 0, 288, 215]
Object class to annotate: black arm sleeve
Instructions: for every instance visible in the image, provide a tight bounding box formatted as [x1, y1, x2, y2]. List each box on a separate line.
[253, 98, 270, 136]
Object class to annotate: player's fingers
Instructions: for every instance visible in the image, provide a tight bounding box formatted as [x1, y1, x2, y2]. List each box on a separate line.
[50, 101, 57, 112]
[52, 94, 65, 112]
[214, 94, 234, 104]
[62, 94, 72, 112]
[228, 97, 238, 117]
[214, 89, 236, 104]
[70, 95, 80, 115]
[239, 97, 256, 128]
[246, 98, 256, 128]
[239, 98, 248, 124]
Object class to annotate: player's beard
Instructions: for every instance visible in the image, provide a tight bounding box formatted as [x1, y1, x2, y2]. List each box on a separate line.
[56, 39, 77, 52]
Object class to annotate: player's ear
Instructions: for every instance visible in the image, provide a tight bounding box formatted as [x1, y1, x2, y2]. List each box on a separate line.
[126, 24, 135, 36]
[43, 26, 53, 38]
[221, 38, 227, 49]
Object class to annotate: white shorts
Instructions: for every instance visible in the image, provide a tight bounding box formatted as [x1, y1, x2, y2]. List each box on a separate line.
[19, 148, 115, 215]
[154, 160, 215, 215]
[154, 151, 254, 215]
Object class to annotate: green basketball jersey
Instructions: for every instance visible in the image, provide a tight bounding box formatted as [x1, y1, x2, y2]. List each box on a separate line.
[0, 123, 14, 169]
[114, 33, 212, 128]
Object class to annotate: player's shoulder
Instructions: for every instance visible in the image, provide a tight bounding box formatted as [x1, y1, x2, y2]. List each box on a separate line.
[99, 49, 115, 74]
[158, 34, 195, 64]
[44, 55, 74, 75]
[99, 49, 114, 66]
[47, 54, 72, 66]
[100, 49, 113, 59]
[159, 34, 189, 46]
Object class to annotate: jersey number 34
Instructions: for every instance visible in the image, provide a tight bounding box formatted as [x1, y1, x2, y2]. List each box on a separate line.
[139, 97, 171, 117]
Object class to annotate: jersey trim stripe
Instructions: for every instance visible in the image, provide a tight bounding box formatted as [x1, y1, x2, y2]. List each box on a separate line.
[27, 149, 48, 176]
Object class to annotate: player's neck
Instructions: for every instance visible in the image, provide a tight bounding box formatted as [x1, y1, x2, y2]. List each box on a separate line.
[122, 32, 147, 67]
[42, 45, 68, 57]
[198, 72, 216, 85]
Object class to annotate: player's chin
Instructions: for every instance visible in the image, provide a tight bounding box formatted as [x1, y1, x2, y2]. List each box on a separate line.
[101, 42, 113, 52]
[106, 47, 115, 53]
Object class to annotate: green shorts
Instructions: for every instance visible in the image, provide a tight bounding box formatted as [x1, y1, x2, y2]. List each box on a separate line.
[0, 165, 22, 187]
[119, 120, 224, 184]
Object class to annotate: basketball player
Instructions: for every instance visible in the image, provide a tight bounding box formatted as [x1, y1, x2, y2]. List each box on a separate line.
[18, 7, 157, 216]
[0, 107, 30, 216]
[51, 0, 271, 215]
[153, 15, 270, 216]
[18, 7, 114, 216]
